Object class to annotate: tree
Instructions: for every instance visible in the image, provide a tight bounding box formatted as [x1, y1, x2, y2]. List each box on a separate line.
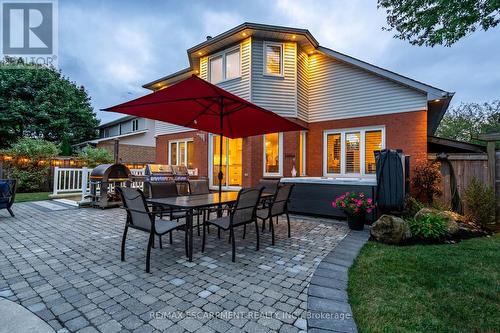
[77, 146, 113, 167]
[0, 57, 99, 148]
[378, 0, 500, 46]
[436, 101, 500, 145]
[1, 138, 59, 192]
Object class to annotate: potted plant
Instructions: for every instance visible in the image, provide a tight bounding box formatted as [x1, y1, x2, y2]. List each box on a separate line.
[332, 192, 376, 230]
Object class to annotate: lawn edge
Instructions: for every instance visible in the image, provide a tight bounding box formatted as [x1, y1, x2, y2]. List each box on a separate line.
[307, 227, 370, 333]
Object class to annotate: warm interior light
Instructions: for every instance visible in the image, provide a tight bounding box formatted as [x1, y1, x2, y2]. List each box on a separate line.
[291, 35, 296, 39]
[197, 51, 203, 56]
[309, 50, 314, 54]
[434, 99, 440, 102]
[242, 32, 247, 37]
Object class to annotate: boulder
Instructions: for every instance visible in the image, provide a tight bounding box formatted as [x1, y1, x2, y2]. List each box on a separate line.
[414, 208, 459, 235]
[371, 214, 412, 244]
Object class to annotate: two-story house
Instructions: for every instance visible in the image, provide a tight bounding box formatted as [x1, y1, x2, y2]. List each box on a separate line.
[143, 22, 453, 189]
[92, 115, 156, 164]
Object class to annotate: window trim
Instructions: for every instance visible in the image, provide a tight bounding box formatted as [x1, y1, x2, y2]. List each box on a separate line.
[323, 126, 385, 177]
[299, 131, 307, 176]
[207, 45, 242, 84]
[263, 41, 284, 77]
[263, 132, 283, 177]
[168, 138, 193, 167]
[207, 134, 242, 191]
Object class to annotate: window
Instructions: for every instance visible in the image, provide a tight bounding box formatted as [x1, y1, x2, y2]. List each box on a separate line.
[225, 49, 240, 80]
[132, 119, 139, 131]
[209, 135, 243, 189]
[208, 47, 241, 83]
[299, 131, 307, 176]
[264, 42, 283, 76]
[263, 133, 283, 176]
[324, 127, 384, 176]
[209, 56, 223, 84]
[169, 139, 194, 167]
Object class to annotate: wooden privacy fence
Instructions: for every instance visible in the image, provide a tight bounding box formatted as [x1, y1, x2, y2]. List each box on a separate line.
[428, 152, 499, 221]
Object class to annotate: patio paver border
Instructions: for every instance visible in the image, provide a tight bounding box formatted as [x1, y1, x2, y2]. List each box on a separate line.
[307, 228, 370, 333]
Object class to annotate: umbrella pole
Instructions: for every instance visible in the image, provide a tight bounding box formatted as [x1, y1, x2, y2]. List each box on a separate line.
[217, 97, 224, 216]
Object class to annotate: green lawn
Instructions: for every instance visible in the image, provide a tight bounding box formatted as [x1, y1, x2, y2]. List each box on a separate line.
[349, 235, 500, 333]
[14, 192, 50, 203]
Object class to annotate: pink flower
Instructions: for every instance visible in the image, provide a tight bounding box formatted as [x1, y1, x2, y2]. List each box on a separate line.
[332, 202, 337, 208]
[355, 207, 359, 212]
[367, 198, 372, 204]
[341, 202, 346, 207]
[357, 201, 362, 207]
[367, 208, 372, 213]
[359, 193, 364, 198]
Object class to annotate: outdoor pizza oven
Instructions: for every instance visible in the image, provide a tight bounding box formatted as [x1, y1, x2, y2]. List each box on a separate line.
[89, 164, 132, 208]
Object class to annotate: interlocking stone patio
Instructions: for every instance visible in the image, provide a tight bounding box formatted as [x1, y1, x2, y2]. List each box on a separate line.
[0, 203, 349, 332]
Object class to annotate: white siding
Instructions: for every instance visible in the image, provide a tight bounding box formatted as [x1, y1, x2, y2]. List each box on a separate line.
[297, 48, 308, 122]
[155, 38, 252, 137]
[308, 53, 427, 122]
[251, 39, 297, 117]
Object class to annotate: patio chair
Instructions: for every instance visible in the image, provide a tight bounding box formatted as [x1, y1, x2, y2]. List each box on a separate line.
[116, 187, 186, 273]
[257, 178, 280, 230]
[146, 181, 189, 244]
[256, 184, 294, 245]
[0, 179, 16, 217]
[202, 187, 263, 262]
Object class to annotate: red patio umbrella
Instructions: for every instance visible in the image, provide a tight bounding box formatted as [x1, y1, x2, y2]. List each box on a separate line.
[103, 75, 306, 196]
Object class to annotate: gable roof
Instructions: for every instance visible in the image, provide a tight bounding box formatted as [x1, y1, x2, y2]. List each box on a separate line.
[142, 23, 454, 134]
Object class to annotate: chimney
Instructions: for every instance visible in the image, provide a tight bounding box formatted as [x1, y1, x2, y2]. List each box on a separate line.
[206, 35, 212, 40]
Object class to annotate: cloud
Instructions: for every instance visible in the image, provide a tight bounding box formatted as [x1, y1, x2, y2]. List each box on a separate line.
[55, 0, 500, 124]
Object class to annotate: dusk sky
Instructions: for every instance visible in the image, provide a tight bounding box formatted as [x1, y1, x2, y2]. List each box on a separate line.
[57, 0, 500, 123]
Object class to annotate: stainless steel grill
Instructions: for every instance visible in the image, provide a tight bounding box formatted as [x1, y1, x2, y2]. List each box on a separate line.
[89, 164, 132, 208]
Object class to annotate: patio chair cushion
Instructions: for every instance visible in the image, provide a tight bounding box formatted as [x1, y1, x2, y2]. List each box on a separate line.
[155, 219, 185, 235]
[206, 216, 231, 230]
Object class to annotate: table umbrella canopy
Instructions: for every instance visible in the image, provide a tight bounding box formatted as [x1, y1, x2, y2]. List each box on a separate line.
[102, 75, 306, 139]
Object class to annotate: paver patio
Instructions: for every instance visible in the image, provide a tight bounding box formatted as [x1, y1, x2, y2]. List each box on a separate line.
[0, 203, 349, 333]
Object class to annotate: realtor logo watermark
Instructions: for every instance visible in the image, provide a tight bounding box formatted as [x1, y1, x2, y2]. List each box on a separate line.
[1, 0, 58, 67]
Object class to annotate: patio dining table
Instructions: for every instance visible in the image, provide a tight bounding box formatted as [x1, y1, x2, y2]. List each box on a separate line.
[147, 191, 273, 261]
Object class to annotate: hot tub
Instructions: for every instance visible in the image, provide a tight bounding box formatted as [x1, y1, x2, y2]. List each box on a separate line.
[280, 177, 377, 220]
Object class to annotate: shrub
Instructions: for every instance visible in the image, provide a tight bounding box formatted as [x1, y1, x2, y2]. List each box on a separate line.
[2, 138, 59, 192]
[464, 178, 496, 228]
[407, 214, 447, 240]
[404, 196, 425, 217]
[77, 145, 113, 167]
[412, 160, 442, 203]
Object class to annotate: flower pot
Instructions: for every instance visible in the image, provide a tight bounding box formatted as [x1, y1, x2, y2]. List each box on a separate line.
[347, 213, 365, 230]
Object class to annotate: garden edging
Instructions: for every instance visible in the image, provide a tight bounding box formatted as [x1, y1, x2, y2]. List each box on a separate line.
[307, 228, 370, 333]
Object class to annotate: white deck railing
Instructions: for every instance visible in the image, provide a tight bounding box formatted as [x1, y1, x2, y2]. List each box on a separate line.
[52, 167, 144, 200]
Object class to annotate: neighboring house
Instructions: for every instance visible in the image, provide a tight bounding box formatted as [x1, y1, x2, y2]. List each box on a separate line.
[89, 116, 156, 164]
[143, 22, 453, 189]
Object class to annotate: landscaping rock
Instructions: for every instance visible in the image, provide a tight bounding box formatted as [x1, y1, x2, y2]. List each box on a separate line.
[415, 208, 459, 235]
[371, 215, 411, 244]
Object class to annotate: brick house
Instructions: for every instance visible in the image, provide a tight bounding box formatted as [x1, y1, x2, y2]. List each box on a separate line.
[143, 22, 453, 190]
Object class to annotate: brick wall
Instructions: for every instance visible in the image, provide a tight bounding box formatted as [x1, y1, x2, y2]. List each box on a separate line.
[154, 110, 427, 186]
[97, 143, 156, 164]
[307, 110, 428, 178]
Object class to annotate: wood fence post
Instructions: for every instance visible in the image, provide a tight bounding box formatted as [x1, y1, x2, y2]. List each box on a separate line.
[478, 133, 500, 224]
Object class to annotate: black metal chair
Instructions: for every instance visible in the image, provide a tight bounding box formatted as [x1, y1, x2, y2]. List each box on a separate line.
[188, 179, 210, 195]
[145, 181, 189, 244]
[256, 184, 294, 245]
[202, 188, 263, 262]
[0, 179, 16, 217]
[257, 179, 280, 194]
[116, 187, 186, 273]
[257, 178, 280, 231]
